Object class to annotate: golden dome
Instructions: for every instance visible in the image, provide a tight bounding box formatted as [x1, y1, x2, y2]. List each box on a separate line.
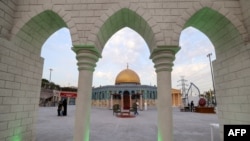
[115, 68, 140, 85]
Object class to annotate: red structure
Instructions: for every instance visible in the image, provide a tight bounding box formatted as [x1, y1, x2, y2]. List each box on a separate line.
[60, 91, 77, 98]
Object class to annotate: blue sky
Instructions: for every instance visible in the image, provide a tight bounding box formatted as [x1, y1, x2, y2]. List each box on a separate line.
[41, 27, 215, 93]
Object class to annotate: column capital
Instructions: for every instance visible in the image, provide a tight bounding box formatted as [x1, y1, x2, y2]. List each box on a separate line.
[150, 46, 180, 72]
[72, 44, 102, 71]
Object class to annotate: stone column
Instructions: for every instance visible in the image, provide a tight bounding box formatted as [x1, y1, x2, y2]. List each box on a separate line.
[173, 94, 175, 107]
[140, 94, 143, 110]
[145, 91, 148, 109]
[72, 45, 101, 141]
[67, 97, 70, 105]
[105, 92, 109, 108]
[98, 93, 101, 107]
[143, 90, 148, 111]
[178, 93, 181, 106]
[110, 91, 113, 109]
[121, 94, 123, 110]
[129, 93, 132, 108]
[150, 46, 179, 141]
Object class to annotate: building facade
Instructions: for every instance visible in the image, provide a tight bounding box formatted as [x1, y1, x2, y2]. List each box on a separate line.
[92, 67, 181, 109]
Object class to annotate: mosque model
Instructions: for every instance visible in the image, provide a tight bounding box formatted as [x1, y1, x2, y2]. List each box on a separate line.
[91, 66, 182, 110]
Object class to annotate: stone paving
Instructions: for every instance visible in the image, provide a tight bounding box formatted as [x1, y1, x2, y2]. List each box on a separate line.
[35, 106, 220, 141]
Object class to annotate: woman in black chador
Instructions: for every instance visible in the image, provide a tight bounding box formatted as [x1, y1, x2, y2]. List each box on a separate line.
[62, 99, 67, 116]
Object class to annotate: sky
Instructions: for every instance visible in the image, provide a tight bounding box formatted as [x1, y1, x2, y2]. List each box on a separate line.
[41, 27, 216, 94]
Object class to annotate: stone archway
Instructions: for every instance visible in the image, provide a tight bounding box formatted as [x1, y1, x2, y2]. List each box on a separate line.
[71, 3, 181, 140]
[1, 1, 250, 141]
[183, 7, 245, 54]
[0, 8, 76, 141]
[177, 7, 248, 140]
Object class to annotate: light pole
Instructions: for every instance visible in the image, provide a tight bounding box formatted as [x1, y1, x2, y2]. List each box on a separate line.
[207, 53, 216, 106]
[49, 68, 53, 82]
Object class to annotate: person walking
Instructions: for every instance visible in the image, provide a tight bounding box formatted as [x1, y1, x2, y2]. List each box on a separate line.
[136, 101, 139, 115]
[133, 101, 139, 115]
[190, 101, 194, 112]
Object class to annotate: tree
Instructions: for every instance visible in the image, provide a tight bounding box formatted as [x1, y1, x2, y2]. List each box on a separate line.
[41, 78, 61, 90]
[61, 87, 77, 92]
[41, 79, 49, 88]
[204, 89, 214, 107]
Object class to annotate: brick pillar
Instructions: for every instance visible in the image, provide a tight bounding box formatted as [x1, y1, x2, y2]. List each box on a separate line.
[72, 45, 101, 141]
[150, 46, 179, 141]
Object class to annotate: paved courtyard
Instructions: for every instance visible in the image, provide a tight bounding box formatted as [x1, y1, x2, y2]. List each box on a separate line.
[35, 106, 219, 141]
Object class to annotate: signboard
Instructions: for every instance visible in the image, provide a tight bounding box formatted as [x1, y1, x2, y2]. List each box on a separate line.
[60, 91, 77, 98]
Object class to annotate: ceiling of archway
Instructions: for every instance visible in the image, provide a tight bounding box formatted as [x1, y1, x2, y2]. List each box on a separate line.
[97, 8, 154, 49]
[184, 7, 242, 52]
[16, 10, 67, 48]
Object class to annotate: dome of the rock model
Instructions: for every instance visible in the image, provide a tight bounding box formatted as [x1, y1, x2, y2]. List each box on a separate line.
[115, 68, 140, 85]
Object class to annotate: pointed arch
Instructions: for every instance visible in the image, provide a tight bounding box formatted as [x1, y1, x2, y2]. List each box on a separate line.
[11, 4, 80, 47]
[88, 3, 163, 53]
[174, 1, 248, 48]
[185, 7, 245, 54]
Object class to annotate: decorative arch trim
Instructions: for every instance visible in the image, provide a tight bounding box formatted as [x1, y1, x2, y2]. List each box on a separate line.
[88, 3, 162, 53]
[185, 7, 244, 54]
[173, 1, 248, 46]
[11, 4, 80, 46]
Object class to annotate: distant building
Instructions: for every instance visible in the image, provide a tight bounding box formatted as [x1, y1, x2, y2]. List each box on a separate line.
[40, 88, 77, 106]
[40, 67, 182, 108]
[91, 66, 182, 110]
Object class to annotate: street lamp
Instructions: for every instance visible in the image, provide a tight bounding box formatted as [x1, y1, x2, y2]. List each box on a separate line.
[207, 53, 216, 106]
[49, 68, 53, 82]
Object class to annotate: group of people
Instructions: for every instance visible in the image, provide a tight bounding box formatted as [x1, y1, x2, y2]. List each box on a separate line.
[57, 99, 67, 116]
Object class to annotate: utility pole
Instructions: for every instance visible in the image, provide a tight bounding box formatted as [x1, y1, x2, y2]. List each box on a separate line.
[177, 76, 189, 106]
[207, 53, 216, 106]
[177, 76, 188, 97]
[49, 68, 53, 82]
